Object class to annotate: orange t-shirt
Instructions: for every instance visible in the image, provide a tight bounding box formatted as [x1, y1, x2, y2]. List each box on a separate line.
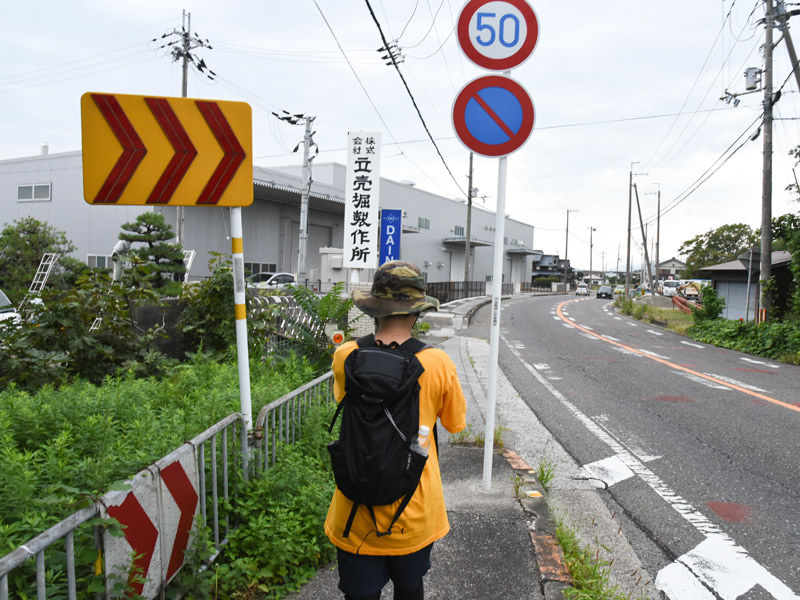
[324, 340, 467, 555]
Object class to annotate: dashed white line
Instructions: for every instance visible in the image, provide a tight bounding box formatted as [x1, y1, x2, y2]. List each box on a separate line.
[602, 335, 621, 342]
[704, 373, 769, 393]
[681, 341, 705, 349]
[740, 357, 780, 369]
[636, 348, 670, 360]
[647, 329, 664, 336]
[676, 371, 729, 390]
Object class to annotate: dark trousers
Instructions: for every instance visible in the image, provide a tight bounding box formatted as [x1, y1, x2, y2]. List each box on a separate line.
[337, 544, 432, 600]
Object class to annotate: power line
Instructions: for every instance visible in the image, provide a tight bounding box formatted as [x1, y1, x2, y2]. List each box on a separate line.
[363, 0, 467, 196]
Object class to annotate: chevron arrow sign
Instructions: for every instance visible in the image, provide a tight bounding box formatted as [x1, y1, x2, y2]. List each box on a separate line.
[81, 92, 252, 206]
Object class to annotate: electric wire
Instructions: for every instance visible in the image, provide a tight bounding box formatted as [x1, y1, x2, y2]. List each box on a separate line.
[403, 0, 447, 49]
[363, 0, 467, 196]
[397, 0, 421, 42]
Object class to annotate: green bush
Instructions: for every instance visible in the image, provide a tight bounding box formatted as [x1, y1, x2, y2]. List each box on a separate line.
[691, 285, 725, 322]
[689, 319, 800, 362]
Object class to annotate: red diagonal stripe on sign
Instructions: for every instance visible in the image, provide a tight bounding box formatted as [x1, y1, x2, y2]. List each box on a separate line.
[161, 461, 199, 581]
[91, 94, 147, 203]
[472, 91, 516, 139]
[195, 100, 246, 205]
[107, 492, 158, 596]
[145, 97, 197, 204]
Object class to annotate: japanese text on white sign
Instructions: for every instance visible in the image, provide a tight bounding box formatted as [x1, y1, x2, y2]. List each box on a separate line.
[344, 132, 381, 269]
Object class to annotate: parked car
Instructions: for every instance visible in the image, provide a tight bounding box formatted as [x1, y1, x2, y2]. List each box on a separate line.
[596, 285, 613, 299]
[0, 289, 19, 324]
[246, 272, 296, 290]
[575, 283, 590, 296]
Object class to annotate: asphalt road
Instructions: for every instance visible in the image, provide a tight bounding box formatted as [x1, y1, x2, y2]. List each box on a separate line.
[468, 294, 800, 600]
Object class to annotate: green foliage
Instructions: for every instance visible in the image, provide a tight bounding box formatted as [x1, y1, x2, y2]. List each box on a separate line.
[689, 319, 800, 363]
[118, 212, 186, 296]
[277, 283, 354, 371]
[678, 223, 758, 278]
[0, 217, 85, 304]
[212, 401, 337, 599]
[178, 253, 237, 355]
[0, 271, 174, 391]
[556, 521, 631, 600]
[534, 276, 560, 286]
[691, 285, 725, 322]
[0, 353, 315, 548]
[535, 458, 555, 492]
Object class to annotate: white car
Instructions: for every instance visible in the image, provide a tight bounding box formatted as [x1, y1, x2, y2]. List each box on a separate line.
[0, 289, 19, 324]
[246, 272, 296, 290]
[575, 283, 590, 296]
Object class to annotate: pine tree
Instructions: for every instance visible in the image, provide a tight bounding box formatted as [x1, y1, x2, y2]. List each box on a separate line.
[118, 213, 186, 295]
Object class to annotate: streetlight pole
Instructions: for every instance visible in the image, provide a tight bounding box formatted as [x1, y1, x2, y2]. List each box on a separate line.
[588, 226, 596, 286]
[625, 163, 637, 298]
[564, 209, 578, 289]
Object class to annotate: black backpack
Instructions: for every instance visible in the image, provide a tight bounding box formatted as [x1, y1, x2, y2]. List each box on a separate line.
[327, 334, 429, 538]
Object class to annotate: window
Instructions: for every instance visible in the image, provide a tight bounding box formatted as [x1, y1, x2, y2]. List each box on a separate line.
[244, 261, 277, 276]
[88, 254, 112, 269]
[418, 217, 430, 230]
[17, 183, 51, 202]
[454, 225, 464, 237]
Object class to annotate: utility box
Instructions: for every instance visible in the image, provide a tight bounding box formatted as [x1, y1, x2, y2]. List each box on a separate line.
[745, 67, 760, 91]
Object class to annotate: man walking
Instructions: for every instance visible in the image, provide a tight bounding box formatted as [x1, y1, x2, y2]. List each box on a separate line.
[325, 260, 467, 600]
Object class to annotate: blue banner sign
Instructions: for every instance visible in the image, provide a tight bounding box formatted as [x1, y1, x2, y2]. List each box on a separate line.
[380, 209, 402, 265]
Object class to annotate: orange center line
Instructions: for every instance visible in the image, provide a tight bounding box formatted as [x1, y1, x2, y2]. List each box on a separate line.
[556, 298, 800, 414]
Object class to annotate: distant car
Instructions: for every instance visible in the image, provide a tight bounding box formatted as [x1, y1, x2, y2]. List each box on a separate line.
[596, 285, 613, 299]
[613, 285, 624, 296]
[660, 280, 680, 297]
[246, 272, 296, 290]
[575, 283, 590, 296]
[0, 289, 19, 324]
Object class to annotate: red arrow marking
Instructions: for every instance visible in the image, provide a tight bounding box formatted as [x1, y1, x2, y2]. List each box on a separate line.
[145, 97, 197, 204]
[107, 493, 158, 596]
[195, 100, 246, 205]
[472, 92, 515, 139]
[91, 94, 147, 203]
[161, 461, 199, 581]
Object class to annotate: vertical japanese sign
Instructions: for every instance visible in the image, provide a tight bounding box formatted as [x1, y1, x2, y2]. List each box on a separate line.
[344, 132, 381, 269]
[380, 209, 402, 265]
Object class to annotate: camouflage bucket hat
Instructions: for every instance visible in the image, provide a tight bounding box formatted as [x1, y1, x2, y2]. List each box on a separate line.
[353, 260, 440, 318]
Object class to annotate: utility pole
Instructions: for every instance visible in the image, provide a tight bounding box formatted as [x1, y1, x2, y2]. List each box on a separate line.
[644, 184, 661, 285]
[176, 10, 191, 246]
[760, 0, 775, 320]
[758, 0, 774, 320]
[464, 152, 474, 288]
[298, 116, 315, 285]
[588, 227, 593, 285]
[633, 184, 654, 292]
[776, 1, 800, 97]
[564, 209, 578, 289]
[625, 164, 636, 298]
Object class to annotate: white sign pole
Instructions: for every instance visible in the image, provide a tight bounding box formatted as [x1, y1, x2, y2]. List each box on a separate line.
[230, 207, 253, 430]
[482, 156, 508, 491]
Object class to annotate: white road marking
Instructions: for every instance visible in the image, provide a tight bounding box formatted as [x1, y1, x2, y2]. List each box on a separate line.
[627, 321, 638, 327]
[647, 329, 664, 336]
[552, 316, 561, 320]
[502, 335, 799, 600]
[740, 357, 780, 369]
[602, 335, 621, 342]
[580, 455, 635, 488]
[614, 316, 622, 320]
[636, 348, 670, 360]
[563, 323, 574, 329]
[676, 371, 730, 390]
[612, 347, 639, 356]
[568, 317, 576, 321]
[703, 374, 768, 393]
[580, 333, 597, 340]
[533, 363, 550, 370]
[583, 325, 594, 331]
[681, 341, 705, 349]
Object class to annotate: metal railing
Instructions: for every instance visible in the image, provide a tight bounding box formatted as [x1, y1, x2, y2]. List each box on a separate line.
[0, 413, 249, 600]
[253, 371, 335, 470]
[425, 281, 486, 304]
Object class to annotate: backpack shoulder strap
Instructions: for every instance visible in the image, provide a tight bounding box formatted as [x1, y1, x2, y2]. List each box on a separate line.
[356, 334, 376, 348]
[399, 337, 428, 356]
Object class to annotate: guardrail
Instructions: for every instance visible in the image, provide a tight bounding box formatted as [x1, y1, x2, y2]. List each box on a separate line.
[0, 370, 335, 600]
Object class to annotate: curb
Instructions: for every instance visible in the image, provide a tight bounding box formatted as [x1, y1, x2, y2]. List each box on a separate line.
[502, 449, 572, 600]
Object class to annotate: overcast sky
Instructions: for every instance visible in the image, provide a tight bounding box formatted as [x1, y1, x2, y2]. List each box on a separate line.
[3, 0, 800, 273]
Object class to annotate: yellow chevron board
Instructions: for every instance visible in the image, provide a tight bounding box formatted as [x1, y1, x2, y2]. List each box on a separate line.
[81, 92, 253, 207]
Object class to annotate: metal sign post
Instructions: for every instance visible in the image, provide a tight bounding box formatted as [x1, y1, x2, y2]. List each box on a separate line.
[454, 0, 539, 491]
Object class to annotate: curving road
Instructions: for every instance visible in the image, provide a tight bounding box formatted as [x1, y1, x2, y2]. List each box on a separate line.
[473, 294, 800, 599]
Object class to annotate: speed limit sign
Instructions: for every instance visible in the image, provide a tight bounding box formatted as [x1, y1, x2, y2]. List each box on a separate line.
[457, 0, 539, 71]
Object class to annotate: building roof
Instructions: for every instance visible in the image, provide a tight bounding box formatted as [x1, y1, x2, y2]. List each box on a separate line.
[699, 250, 792, 272]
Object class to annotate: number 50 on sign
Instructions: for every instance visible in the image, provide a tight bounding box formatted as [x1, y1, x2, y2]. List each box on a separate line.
[457, 0, 539, 71]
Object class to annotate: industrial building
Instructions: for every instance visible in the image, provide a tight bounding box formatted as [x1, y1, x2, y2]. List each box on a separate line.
[2, 148, 538, 289]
